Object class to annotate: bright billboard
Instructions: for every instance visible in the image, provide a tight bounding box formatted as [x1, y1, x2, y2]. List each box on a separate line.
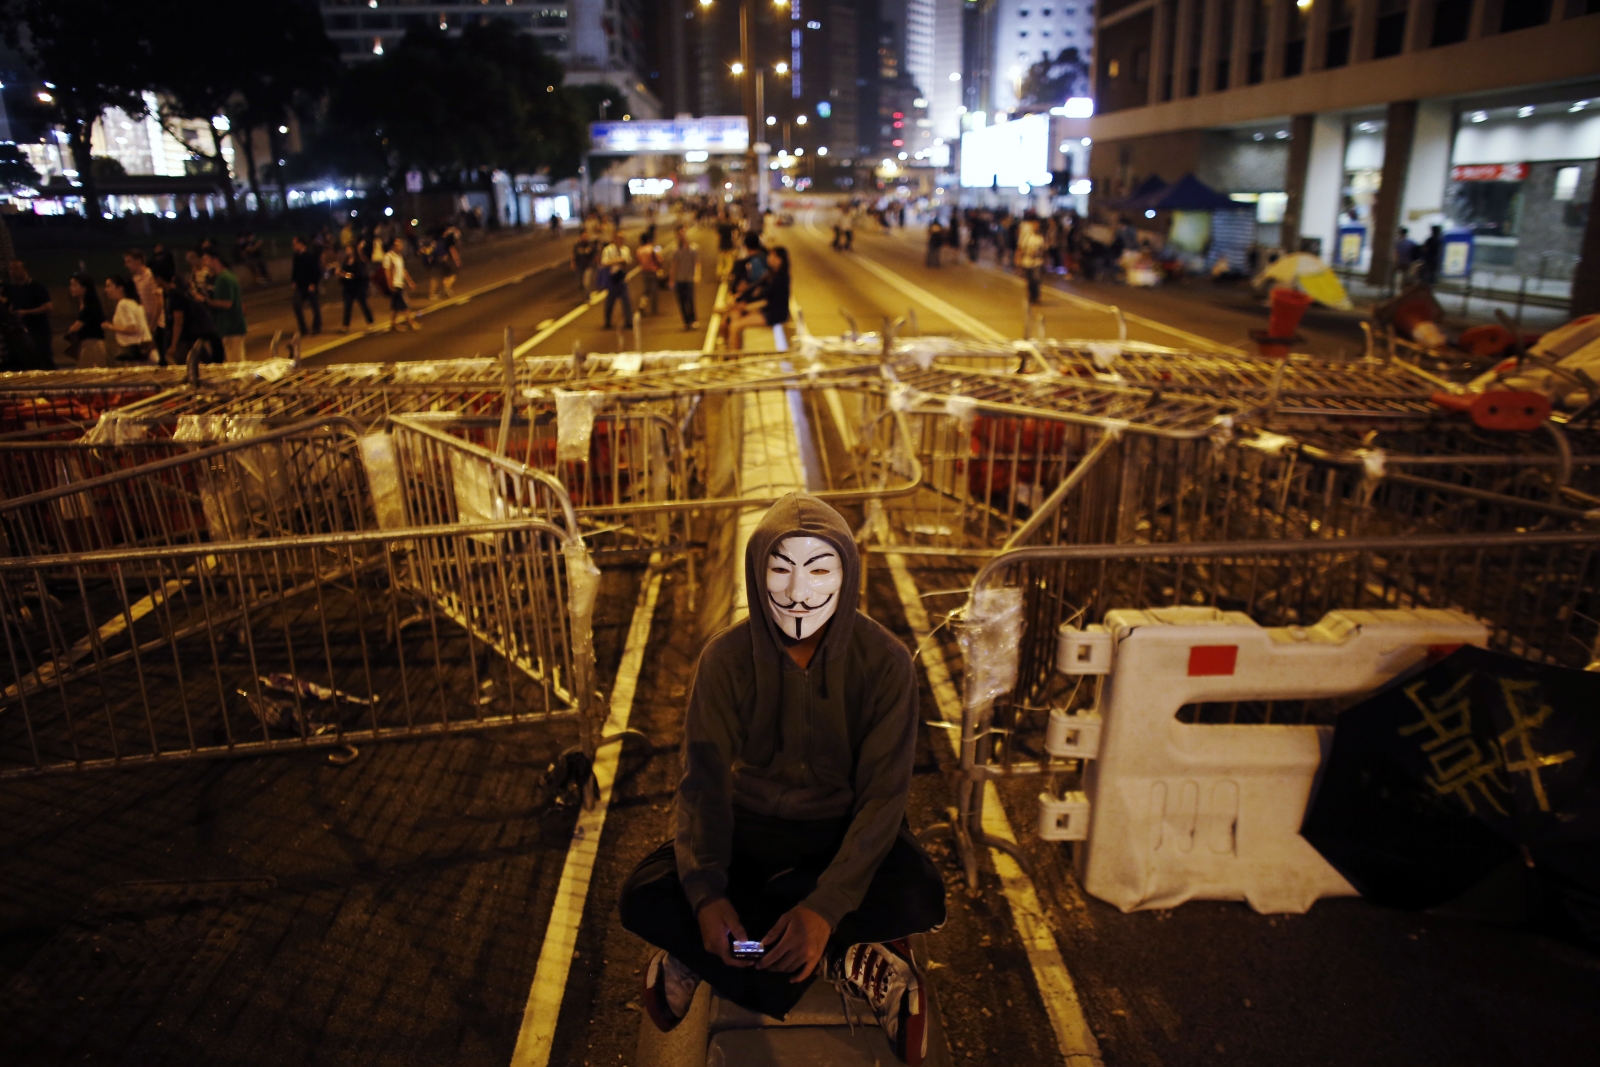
[959, 113, 1052, 190]
[590, 117, 749, 155]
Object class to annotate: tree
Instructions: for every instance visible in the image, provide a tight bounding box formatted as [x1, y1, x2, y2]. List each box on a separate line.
[222, 2, 338, 219]
[1, 0, 156, 221]
[0, 144, 44, 196]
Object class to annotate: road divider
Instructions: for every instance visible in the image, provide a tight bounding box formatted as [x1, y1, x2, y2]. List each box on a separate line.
[512, 267, 642, 357]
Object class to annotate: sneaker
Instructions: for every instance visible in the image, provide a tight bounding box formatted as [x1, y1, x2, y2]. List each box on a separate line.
[829, 940, 927, 1065]
[641, 949, 700, 1033]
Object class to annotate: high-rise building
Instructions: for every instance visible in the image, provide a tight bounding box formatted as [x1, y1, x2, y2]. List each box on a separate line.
[993, 0, 1097, 112]
[930, 0, 967, 141]
[1088, 0, 1600, 310]
[315, 1, 661, 119]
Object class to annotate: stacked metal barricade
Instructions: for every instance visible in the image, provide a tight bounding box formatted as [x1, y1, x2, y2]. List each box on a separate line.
[846, 333, 1600, 900]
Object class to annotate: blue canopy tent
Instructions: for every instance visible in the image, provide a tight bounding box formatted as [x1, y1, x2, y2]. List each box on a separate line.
[1100, 175, 1168, 213]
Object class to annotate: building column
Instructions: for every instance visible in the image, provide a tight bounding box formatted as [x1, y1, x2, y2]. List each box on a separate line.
[1306, 0, 1332, 70]
[1350, 0, 1380, 62]
[1366, 99, 1419, 286]
[1468, 0, 1502, 39]
[1173, 0, 1197, 96]
[1149, 0, 1174, 105]
[1228, 0, 1254, 87]
[1280, 112, 1316, 251]
[1302, 114, 1347, 258]
[1573, 168, 1600, 316]
[1398, 100, 1454, 243]
[1402, 0, 1434, 51]
[1198, 0, 1227, 93]
[1265, 0, 1290, 80]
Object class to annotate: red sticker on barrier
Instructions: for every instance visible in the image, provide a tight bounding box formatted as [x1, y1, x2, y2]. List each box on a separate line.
[1188, 645, 1238, 676]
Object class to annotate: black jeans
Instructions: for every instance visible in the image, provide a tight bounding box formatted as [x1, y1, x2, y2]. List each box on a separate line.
[675, 281, 697, 327]
[1025, 266, 1043, 305]
[292, 285, 321, 335]
[342, 285, 373, 328]
[619, 811, 946, 1021]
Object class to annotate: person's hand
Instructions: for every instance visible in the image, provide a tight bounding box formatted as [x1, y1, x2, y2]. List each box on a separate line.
[757, 904, 832, 982]
[697, 897, 752, 969]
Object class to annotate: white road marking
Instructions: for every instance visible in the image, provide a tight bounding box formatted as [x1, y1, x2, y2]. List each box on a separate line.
[802, 210, 1239, 354]
[509, 556, 665, 1067]
[512, 267, 642, 357]
[883, 552, 1103, 1067]
[301, 251, 568, 362]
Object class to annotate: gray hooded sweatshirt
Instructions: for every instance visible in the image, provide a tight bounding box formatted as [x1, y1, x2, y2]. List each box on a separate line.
[674, 492, 918, 928]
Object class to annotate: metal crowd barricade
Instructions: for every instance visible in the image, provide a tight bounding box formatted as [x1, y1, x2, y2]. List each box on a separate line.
[0, 413, 599, 778]
[0, 365, 202, 437]
[931, 531, 1600, 892]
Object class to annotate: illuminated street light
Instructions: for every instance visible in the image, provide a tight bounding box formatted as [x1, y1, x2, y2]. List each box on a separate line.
[730, 61, 745, 75]
[796, 114, 807, 125]
[36, 90, 53, 104]
[817, 146, 828, 156]
[278, 125, 289, 134]
[766, 115, 776, 125]
[775, 62, 789, 74]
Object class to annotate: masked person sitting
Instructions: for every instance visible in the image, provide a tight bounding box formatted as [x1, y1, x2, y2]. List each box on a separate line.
[620, 493, 945, 1066]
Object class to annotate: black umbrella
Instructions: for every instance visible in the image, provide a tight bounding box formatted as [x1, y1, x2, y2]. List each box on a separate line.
[1303, 646, 1600, 941]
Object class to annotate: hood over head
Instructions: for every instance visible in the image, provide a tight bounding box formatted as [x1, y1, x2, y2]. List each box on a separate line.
[745, 492, 860, 670]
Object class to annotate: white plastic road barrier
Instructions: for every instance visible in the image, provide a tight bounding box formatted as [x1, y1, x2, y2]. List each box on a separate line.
[1060, 606, 1486, 914]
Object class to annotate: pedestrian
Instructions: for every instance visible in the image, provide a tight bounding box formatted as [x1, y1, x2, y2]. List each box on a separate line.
[1394, 228, 1417, 283]
[434, 223, 461, 299]
[237, 231, 269, 285]
[600, 231, 634, 330]
[945, 213, 960, 255]
[123, 249, 166, 358]
[621, 493, 942, 1066]
[103, 274, 152, 362]
[670, 226, 701, 330]
[337, 245, 374, 332]
[716, 213, 739, 278]
[925, 218, 944, 268]
[290, 235, 323, 337]
[1419, 225, 1443, 286]
[63, 272, 108, 367]
[5, 259, 54, 368]
[200, 249, 248, 362]
[1016, 220, 1047, 306]
[636, 230, 665, 316]
[156, 260, 218, 366]
[572, 230, 599, 294]
[382, 238, 423, 332]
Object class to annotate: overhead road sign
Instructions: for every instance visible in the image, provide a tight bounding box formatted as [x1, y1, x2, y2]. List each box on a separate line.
[589, 117, 750, 155]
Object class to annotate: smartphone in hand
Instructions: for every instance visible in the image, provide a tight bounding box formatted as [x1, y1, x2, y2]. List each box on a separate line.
[729, 934, 767, 960]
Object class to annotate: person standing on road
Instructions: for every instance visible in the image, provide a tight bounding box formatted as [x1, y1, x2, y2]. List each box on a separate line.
[4, 259, 54, 368]
[572, 230, 599, 294]
[621, 493, 943, 1067]
[925, 218, 944, 267]
[124, 249, 166, 359]
[156, 260, 217, 366]
[337, 245, 374, 332]
[1419, 225, 1443, 286]
[200, 250, 248, 362]
[64, 272, 107, 367]
[716, 213, 739, 278]
[600, 231, 634, 330]
[1016, 219, 1047, 307]
[382, 238, 422, 332]
[670, 226, 702, 330]
[103, 275, 152, 362]
[290, 236, 323, 337]
[636, 229, 664, 316]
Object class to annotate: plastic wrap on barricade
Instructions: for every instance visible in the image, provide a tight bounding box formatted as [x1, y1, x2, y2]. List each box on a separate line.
[359, 431, 407, 530]
[81, 410, 153, 444]
[555, 389, 603, 462]
[563, 541, 601, 721]
[958, 585, 1025, 708]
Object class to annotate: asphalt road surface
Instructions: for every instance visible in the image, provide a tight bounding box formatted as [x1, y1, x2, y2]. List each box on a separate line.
[2, 205, 1596, 1067]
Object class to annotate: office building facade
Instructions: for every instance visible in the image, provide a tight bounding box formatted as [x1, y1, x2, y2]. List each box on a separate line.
[1087, 0, 1600, 308]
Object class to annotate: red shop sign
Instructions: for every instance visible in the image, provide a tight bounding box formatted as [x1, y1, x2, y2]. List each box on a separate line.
[1451, 163, 1529, 182]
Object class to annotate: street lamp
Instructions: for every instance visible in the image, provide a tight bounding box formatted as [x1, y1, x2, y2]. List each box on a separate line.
[730, 61, 746, 74]
[774, 61, 789, 74]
